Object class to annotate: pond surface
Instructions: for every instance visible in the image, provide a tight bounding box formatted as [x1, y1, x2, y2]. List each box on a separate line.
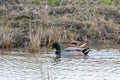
[0, 45, 120, 80]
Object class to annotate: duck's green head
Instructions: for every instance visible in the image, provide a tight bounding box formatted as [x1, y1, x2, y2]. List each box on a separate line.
[52, 42, 61, 50]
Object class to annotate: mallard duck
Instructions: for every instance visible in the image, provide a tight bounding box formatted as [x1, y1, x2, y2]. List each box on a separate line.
[52, 41, 90, 57]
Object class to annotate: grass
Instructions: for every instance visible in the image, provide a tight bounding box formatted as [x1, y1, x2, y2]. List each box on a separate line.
[0, 27, 13, 49]
[117, 5, 120, 9]
[0, 0, 120, 51]
[102, 0, 112, 5]
[48, 0, 60, 6]
[26, 26, 77, 52]
[0, 20, 77, 51]
[34, 0, 41, 5]
[78, 0, 84, 4]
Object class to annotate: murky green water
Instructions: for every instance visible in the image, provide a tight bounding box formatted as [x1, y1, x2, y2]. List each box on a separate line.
[0, 45, 120, 80]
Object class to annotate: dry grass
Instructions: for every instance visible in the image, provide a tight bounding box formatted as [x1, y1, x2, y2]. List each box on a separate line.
[0, 0, 120, 51]
[27, 25, 77, 52]
[0, 27, 13, 49]
[0, 24, 77, 51]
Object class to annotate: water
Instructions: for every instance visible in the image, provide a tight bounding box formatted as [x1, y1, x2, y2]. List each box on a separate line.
[0, 45, 120, 80]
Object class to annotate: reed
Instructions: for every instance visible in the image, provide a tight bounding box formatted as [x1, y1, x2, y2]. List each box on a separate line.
[26, 25, 77, 52]
[0, 0, 120, 50]
[0, 21, 77, 51]
[0, 27, 13, 49]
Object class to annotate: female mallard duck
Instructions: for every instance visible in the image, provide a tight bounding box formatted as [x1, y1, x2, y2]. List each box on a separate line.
[52, 42, 90, 57]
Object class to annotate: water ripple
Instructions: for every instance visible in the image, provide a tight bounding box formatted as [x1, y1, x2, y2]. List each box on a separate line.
[0, 48, 120, 80]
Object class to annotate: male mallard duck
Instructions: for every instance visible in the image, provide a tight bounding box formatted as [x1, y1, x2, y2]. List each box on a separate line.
[52, 42, 90, 57]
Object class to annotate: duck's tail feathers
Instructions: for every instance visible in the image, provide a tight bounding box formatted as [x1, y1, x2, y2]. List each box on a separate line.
[82, 48, 90, 55]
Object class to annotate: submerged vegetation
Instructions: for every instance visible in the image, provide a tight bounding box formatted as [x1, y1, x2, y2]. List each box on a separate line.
[0, 0, 120, 51]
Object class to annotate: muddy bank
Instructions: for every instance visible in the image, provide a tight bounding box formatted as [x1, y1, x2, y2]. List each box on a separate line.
[0, 0, 120, 49]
